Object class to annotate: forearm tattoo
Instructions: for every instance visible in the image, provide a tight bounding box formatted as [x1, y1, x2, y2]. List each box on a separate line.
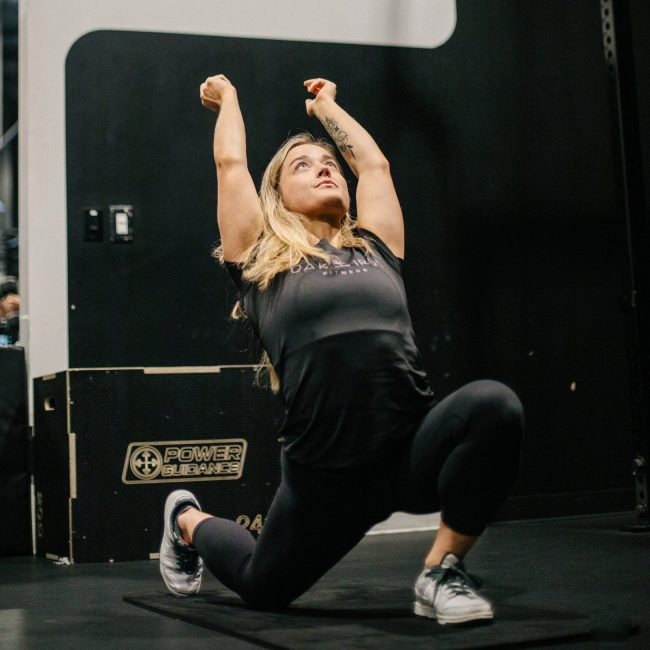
[323, 117, 356, 159]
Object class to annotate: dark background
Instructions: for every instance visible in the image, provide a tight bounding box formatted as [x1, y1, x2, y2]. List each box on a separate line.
[1, 0, 17, 132]
[1, 0, 19, 274]
[64, 1, 649, 515]
[0, 347, 30, 555]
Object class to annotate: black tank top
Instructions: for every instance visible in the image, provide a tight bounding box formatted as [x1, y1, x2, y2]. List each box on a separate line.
[226, 229, 436, 468]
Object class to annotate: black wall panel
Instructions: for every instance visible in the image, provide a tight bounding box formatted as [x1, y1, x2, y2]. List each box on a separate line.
[65, 1, 635, 510]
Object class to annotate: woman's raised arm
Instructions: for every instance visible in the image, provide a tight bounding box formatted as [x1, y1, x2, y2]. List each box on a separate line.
[200, 75, 263, 263]
[304, 78, 404, 259]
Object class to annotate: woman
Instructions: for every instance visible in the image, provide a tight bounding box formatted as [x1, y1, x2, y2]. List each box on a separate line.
[159, 74, 524, 625]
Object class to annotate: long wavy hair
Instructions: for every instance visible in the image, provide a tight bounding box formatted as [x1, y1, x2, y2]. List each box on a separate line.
[213, 132, 373, 393]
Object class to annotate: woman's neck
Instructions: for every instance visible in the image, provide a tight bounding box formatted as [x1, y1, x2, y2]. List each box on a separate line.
[305, 215, 343, 246]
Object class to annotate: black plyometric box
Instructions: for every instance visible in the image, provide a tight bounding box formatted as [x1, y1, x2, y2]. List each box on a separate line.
[33, 366, 283, 563]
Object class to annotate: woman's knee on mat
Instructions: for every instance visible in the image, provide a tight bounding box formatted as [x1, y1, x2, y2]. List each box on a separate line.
[240, 583, 296, 611]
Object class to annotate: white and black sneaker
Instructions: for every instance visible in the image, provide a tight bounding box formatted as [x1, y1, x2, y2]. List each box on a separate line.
[414, 552, 494, 625]
[159, 490, 203, 597]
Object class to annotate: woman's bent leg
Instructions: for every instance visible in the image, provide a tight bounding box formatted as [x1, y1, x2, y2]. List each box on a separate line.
[406, 379, 525, 536]
[404, 380, 524, 623]
[193, 458, 382, 609]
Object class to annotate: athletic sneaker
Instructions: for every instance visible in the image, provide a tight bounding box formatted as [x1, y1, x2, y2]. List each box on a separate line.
[159, 490, 204, 597]
[413, 552, 494, 624]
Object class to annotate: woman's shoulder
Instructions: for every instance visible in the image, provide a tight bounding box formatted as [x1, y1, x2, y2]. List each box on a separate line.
[354, 227, 403, 273]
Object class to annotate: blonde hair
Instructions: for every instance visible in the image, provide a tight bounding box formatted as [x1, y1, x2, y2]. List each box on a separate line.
[214, 132, 373, 393]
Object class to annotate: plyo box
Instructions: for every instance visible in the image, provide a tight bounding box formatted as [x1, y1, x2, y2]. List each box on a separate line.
[33, 366, 283, 563]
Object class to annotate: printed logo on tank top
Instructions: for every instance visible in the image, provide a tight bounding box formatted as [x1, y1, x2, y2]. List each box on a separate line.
[290, 255, 379, 277]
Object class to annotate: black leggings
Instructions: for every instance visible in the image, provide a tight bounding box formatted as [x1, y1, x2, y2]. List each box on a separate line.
[193, 379, 524, 609]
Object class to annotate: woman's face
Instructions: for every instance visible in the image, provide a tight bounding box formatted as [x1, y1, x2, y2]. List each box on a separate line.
[278, 144, 350, 220]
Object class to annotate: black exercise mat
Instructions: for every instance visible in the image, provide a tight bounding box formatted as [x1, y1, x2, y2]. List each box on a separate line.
[125, 517, 647, 649]
[125, 584, 591, 649]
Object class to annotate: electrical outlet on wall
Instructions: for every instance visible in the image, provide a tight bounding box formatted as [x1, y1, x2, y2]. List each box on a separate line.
[109, 205, 134, 243]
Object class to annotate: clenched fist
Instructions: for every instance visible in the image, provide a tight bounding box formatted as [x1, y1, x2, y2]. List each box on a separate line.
[200, 74, 237, 113]
[303, 78, 337, 116]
